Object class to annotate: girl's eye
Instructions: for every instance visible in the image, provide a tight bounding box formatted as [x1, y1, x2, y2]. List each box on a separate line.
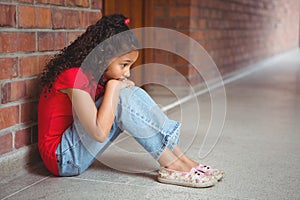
[121, 63, 128, 68]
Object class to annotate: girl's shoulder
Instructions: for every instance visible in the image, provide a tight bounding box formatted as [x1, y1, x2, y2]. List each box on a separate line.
[55, 67, 91, 89]
[58, 67, 90, 80]
[60, 67, 82, 76]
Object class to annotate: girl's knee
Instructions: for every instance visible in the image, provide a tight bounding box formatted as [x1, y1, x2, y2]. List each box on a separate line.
[118, 86, 157, 112]
[119, 86, 143, 102]
[120, 86, 150, 99]
[120, 86, 139, 94]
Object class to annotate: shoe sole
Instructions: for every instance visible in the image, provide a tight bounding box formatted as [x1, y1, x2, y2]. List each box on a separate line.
[157, 177, 217, 188]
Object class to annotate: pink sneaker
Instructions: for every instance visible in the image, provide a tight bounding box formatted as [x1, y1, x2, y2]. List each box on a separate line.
[196, 164, 224, 181]
[157, 167, 217, 188]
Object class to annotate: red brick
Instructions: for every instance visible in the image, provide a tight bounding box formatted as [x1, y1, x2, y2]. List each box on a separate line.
[66, 0, 89, 7]
[197, 8, 210, 18]
[198, 19, 207, 29]
[152, 0, 300, 79]
[18, 6, 51, 28]
[0, 32, 36, 53]
[20, 55, 48, 77]
[189, 19, 198, 29]
[0, 4, 16, 27]
[2, 81, 26, 103]
[155, 18, 174, 28]
[1, 78, 39, 103]
[35, 0, 64, 5]
[18, 5, 35, 28]
[39, 54, 52, 69]
[15, 128, 32, 149]
[52, 9, 86, 29]
[25, 78, 39, 100]
[0, 58, 18, 80]
[36, 7, 52, 28]
[38, 32, 66, 51]
[0, 32, 18, 52]
[0, 106, 19, 130]
[18, 0, 34, 2]
[175, 18, 190, 29]
[21, 102, 38, 123]
[51, 8, 65, 29]
[67, 31, 83, 45]
[190, 7, 199, 17]
[20, 56, 40, 77]
[91, 0, 102, 9]
[78, 11, 89, 28]
[190, 0, 200, 6]
[17, 33, 36, 52]
[87, 11, 102, 26]
[0, 133, 13, 155]
[189, 31, 205, 41]
[209, 10, 223, 19]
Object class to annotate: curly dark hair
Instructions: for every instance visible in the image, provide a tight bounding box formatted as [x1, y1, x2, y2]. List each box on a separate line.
[40, 14, 139, 90]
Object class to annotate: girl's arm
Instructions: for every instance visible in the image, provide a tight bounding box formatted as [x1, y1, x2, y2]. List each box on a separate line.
[60, 79, 134, 143]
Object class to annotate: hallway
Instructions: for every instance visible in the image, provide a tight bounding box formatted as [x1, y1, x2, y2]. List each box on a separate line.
[1, 50, 300, 199]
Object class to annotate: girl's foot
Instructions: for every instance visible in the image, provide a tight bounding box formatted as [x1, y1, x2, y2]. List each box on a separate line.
[178, 155, 224, 181]
[157, 167, 217, 188]
[170, 147, 224, 181]
[165, 158, 191, 172]
[180, 156, 224, 181]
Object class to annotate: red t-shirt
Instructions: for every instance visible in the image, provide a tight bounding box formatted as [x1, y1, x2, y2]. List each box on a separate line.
[38, 68, 104, 176]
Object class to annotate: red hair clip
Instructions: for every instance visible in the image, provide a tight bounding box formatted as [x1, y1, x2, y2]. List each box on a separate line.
[124, 18, 130, 25]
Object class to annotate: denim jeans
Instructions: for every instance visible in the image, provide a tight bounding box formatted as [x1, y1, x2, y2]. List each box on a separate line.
[56, 86, 181, 176]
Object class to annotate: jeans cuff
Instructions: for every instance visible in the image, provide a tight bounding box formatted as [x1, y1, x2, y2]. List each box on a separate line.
[152, 121, 181, 160]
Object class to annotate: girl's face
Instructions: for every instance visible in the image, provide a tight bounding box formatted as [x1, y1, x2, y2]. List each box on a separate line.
[104, 51, 139, 80]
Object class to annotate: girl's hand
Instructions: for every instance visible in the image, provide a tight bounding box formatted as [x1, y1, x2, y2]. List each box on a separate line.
[64, 78, 135, 143]
[107, 78, 135, 90]
[118, 78, 135, 88]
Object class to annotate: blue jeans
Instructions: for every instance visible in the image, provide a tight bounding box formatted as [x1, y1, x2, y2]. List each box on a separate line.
[56, 87, 181, 176]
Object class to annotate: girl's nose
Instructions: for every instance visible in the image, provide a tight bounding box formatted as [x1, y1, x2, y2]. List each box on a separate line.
[124, 70, 130, 78]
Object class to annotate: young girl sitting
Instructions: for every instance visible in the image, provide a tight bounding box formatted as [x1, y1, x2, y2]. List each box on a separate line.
[38, 14, 224, 188]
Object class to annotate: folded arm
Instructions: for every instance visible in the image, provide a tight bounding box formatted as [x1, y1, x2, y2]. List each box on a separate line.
[60, 79, 134, 143]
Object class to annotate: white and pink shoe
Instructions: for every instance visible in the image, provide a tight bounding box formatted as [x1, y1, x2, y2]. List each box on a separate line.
[196, 164, 224, 181]
[157, 167, 217, 188]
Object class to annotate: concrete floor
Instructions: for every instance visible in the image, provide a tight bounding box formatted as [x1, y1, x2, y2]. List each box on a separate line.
[1, 50, 300, 200]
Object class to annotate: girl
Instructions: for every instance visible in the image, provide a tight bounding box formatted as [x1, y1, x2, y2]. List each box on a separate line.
[38, 14, 223, 188]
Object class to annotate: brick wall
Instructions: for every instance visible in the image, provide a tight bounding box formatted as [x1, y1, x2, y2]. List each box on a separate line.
[0, 0, 102, 156]
[151, 0, 300, 85]
[0, 0, 299, 160]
